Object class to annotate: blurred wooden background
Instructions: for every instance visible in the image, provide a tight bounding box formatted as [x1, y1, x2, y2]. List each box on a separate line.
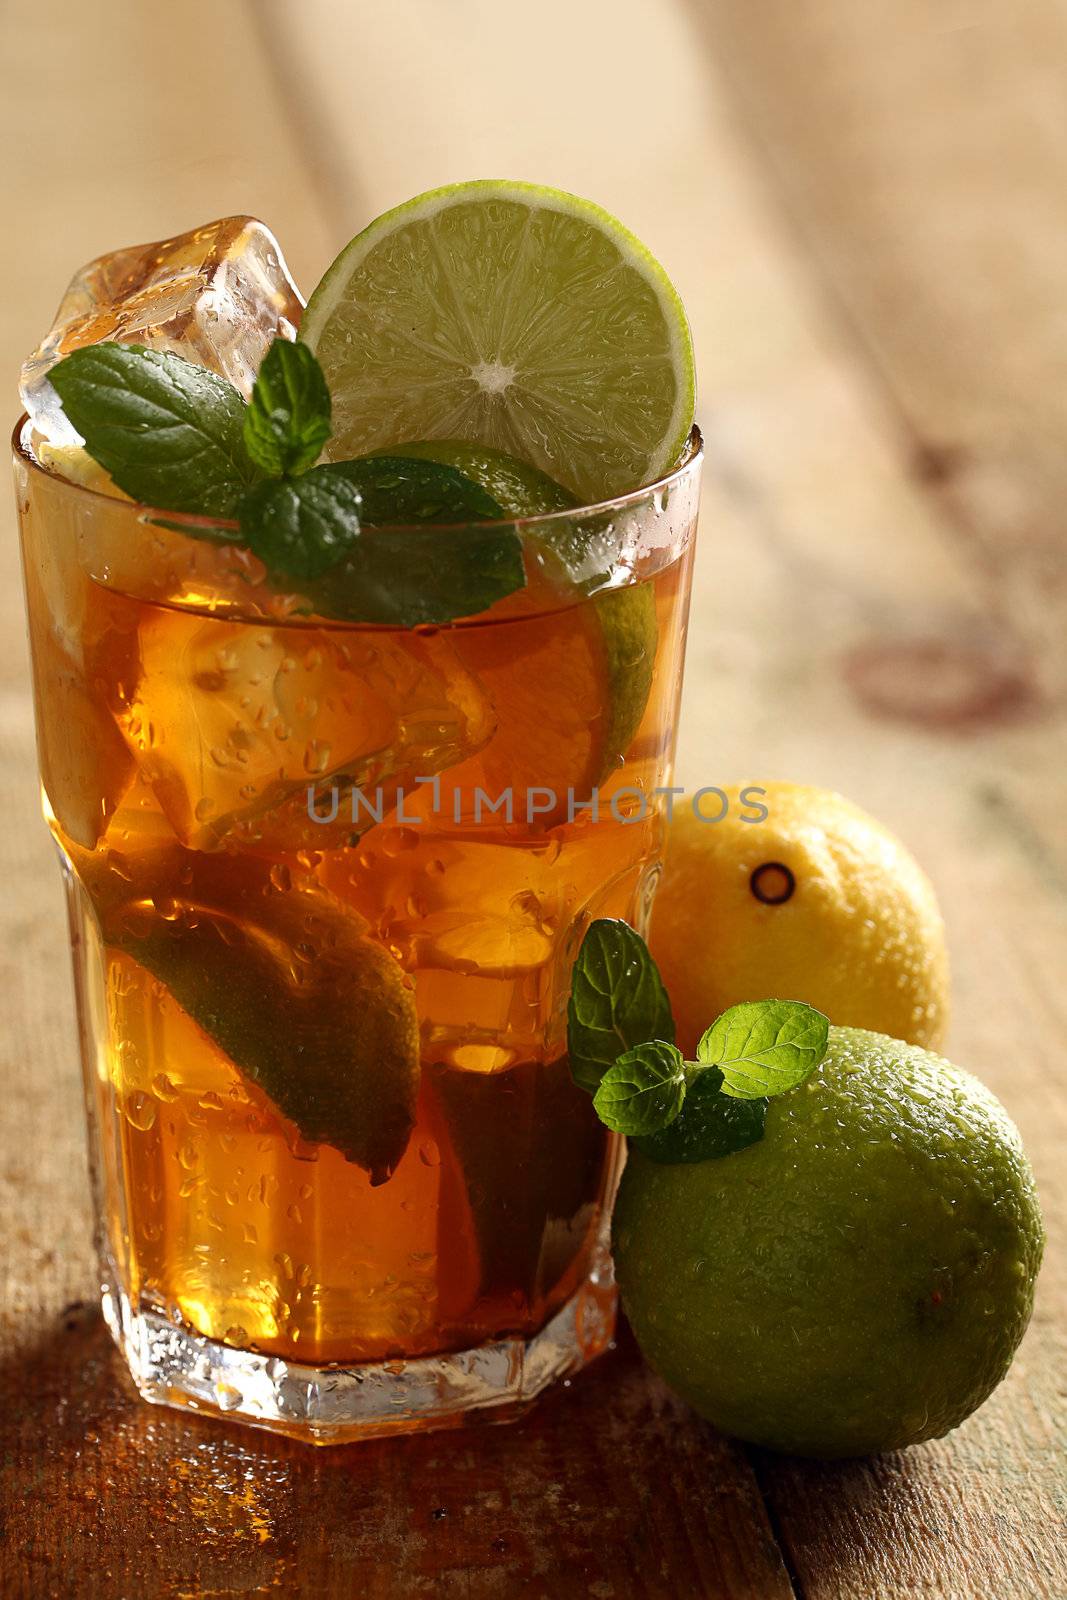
[1, 2, 1064, 1596]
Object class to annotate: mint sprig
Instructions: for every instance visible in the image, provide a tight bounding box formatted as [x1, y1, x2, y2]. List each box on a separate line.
[566, 919, 674, 1094]
[567, 918, 829, 1163]
[45, 337, 529, 625]
[48, 343, 260, 516]
[243, 338, 332, 477]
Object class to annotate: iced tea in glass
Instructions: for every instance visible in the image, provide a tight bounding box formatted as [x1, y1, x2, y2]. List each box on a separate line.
[13, 423, 700, 1440]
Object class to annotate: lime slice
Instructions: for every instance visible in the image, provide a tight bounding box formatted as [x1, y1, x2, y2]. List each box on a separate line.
[302, 181, 695, 503]
[375, 438, 659, 788]
[107, 876, 420, 1183]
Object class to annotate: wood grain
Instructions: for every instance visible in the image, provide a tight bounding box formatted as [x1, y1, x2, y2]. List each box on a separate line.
[0, 1316, 792, 1600]
[693, 0, 1067, 699]
[1, 0, 1065, 1595]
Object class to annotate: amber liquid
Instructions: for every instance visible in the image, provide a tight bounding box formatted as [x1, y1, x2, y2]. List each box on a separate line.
[23, 497, 692, 1366]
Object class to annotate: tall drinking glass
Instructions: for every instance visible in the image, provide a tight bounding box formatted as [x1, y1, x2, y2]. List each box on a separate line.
[13, 420, 701, 1441]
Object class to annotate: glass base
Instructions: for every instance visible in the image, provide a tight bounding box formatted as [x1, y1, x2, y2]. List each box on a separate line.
[101, 1247, 617, 1444]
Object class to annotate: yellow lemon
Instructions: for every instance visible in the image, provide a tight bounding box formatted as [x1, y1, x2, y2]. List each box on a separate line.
[649, 783, 949, 1054]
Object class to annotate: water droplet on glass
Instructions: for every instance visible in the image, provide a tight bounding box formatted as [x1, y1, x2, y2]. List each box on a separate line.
[382, 826, 418, 856]
[124, 1091, 157, 1131]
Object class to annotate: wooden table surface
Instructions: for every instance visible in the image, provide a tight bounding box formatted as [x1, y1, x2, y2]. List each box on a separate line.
[1, 3, 1064, 1595]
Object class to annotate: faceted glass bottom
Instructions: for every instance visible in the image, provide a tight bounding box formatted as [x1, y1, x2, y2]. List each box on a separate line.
[101, 1240, 617, 1444]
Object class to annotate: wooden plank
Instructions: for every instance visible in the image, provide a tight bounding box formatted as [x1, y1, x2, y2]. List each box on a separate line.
[0, 1317, 791, 1600]
[690, 0, 1067, 696]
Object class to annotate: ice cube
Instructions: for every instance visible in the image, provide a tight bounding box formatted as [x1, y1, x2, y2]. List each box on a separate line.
[120, 614, 496, 850]
[20, 216, 303, 446]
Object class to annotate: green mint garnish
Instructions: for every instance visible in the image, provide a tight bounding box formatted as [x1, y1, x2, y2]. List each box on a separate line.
[567, 920, 829, 1163]
[696, 1000, 829, 1100]
[298, 457, 523, 623]
[566, 918, 674, 1095]
[321, 456, 505, 524]
[593, 1040, 687, 1135]
[243, 338, 332, 477]
[238, 469, 362, 580]
[303, 522, 525, 627]
[48, 343, 260, 516]
[633, 1068, 767, 1165]
[46, 337, 529, 626]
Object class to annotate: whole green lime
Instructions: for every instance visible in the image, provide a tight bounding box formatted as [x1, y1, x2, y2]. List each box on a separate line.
[612, 1027, 1044, 1458]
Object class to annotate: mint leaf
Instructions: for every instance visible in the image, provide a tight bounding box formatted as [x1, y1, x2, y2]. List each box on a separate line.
[634, 1068, 767, 1164]
[593, 1040, 687, 1135]
[48, 343, 258, 516]
[238, 469, 362, 580]
[274, 456, 524, 623]
[697, 1000, 829, 1100]
[244, 339, 331, 477]
[322, 456, 505, 524]
[567, 919, 674, 1094]
[302, 522, 525, 625]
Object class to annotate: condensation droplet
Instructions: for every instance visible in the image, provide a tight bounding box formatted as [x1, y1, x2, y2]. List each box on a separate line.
[124, 1091, 157, 1132]
[381, 827, 418, 857]
[304, 740, 332, 775]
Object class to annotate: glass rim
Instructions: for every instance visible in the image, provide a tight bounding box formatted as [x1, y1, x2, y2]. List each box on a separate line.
[12, 415, 703, 535]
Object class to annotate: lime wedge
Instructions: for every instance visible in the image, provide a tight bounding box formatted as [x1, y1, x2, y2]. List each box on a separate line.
[109, 881, 420, 1183]
[596, 584, 657, 766]
[302, 181, 695, 503]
